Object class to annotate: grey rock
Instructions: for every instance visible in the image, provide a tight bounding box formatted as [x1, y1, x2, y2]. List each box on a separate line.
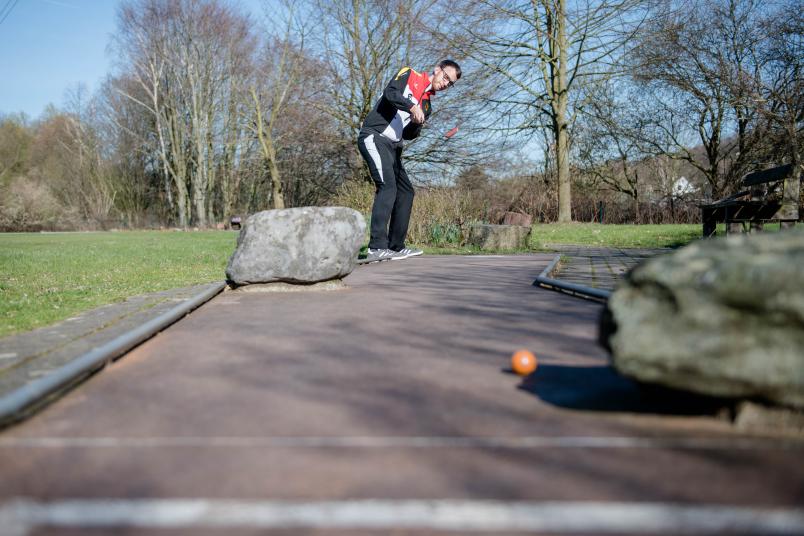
[467, 224, 531, 250]
[734, 401, 804, 436]
[229, 280, 347, 293]
[225, 207, 366, 285]
[600, 228, 804, 409]
[502, 211, 533, 226]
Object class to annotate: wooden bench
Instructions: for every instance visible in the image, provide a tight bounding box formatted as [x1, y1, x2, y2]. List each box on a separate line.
[701, 163, 801, 237]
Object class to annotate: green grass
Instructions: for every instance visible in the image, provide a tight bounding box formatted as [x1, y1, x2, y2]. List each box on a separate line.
[1, 224, 709, 338]
[0, 231, 237, 338]
[419, 223, 705, 253]
[529, 223, 703, 249]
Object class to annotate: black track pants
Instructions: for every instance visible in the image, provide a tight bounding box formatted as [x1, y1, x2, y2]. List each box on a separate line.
[358, 130, 414, 250]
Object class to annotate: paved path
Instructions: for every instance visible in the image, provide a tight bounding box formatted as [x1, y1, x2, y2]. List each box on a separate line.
[0, 246, 657, 398]
[0, 284, 221, 403]
[0, 254, 802, 534]
[547, 246, 670, 291]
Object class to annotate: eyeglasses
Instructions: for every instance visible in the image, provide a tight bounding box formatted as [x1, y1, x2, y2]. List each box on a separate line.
[441, 70, 456, 88]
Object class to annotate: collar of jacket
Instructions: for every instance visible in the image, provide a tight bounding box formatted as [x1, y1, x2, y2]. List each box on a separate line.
[424, 71, 434, 97]
[408, 69, 433, 101]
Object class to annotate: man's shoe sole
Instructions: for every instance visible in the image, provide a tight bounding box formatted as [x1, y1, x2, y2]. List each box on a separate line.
[391, 251, 423, 260]
[357, 257, 394, 265]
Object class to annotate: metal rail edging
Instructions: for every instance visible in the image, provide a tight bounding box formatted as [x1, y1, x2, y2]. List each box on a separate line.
[0, 281, 227, 427]
[533, 255, 611, 301]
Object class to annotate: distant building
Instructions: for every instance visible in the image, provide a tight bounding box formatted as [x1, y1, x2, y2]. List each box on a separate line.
[672, 176, 696, 198]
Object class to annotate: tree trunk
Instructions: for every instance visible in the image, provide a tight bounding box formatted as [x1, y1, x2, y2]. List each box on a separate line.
[555, 113, 572, 222]
[554, 0, 572, 223]
[175, 179, 189, 228]
[252, 88, 285, 209]
[268, 151, 285, 210]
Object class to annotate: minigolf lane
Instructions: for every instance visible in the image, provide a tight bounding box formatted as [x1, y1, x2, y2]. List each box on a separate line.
[0, 255, 802, 534]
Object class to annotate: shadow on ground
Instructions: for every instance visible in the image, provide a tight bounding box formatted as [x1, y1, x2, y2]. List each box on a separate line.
[516, 364, 731, 417]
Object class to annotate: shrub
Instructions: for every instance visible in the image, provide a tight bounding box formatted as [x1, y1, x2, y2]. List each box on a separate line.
[330, 179, 374, 216]
[0, 177, 67, 231]
[330, 179, 488, 247]
[408, 186, 486, 245]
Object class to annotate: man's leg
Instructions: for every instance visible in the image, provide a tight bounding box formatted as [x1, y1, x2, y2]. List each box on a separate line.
[358, 133, 397, 250]
[388, 145, 415, 251]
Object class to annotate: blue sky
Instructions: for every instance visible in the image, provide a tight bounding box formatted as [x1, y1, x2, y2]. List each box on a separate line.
[0, 0, 263, 119]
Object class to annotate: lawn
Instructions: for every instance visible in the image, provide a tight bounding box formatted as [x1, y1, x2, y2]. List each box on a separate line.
[0, 231, 237, 338]
[424, 223, 704, 253]
[0, 224, 706, 338]
[530, 223, 703, 249]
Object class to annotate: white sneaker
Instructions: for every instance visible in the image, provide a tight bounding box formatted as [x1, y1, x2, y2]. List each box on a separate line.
[391, 247, 424, 260]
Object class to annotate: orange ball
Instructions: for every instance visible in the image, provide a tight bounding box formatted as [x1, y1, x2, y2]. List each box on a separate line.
[511, 349, 537, 376]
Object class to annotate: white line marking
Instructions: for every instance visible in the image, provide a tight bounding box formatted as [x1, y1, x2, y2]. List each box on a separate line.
[0, 499, 802, 534]
[0, 435, 800, 450]
[0, 353, 18, 360]
[363, 134, 385, 183]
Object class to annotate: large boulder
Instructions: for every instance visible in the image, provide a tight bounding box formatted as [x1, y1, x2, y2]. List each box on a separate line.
[467, 224, 531, 250]
[502, 211, 533, 226]
[600, 228, 804, 409]
[225, 207, 366, 286]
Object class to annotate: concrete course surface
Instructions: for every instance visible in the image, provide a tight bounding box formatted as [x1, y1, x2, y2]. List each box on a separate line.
[0, 254, 802, 535]
[0, 283, 221, 400]
[547, 246, 670, 291]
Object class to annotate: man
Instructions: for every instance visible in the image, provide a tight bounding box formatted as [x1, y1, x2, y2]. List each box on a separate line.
[358, 59, 461, 262]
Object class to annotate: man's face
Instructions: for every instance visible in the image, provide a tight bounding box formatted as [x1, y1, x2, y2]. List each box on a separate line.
[433, 65, 458, 92]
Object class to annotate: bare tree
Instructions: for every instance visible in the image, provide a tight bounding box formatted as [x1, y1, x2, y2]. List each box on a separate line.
[60, 86, 118, 226]
[756, 3, 803, 167]
[248, 1, 315, 210]
[630, 0, 786, 199]
[97, 74, 166, 227]
[443, 0, 650, 221]
[275, 103, 355, 206]
[575, 81, 646, 220]
[113, 1, 186, 225]
[112, 0, 256, 226]
[0, 114, 32, 187]
[212, 6, 258, 223]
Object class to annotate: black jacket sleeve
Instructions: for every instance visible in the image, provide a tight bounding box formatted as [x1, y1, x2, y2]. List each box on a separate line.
[383, 68, 415, 111]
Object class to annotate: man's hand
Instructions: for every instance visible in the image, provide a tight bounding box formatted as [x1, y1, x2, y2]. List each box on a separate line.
[410, 104, 425, 124]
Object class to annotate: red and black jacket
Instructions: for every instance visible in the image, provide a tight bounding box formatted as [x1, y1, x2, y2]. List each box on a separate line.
[361, 67, 434, 142]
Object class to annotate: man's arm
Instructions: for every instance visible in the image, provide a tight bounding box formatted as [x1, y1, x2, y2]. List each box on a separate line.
[383, 67, 425, 124]
[383, 67, 416, 111]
